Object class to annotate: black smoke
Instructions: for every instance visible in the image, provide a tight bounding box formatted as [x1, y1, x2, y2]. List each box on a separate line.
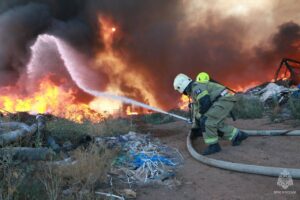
[0, 0, 299, 109]
[0, 3, 50, 85]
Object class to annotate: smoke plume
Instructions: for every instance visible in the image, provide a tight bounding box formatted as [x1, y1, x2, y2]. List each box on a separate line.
[0, 0, 299, 109]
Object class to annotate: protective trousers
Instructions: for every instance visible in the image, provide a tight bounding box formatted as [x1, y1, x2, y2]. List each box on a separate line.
[198, 99, 238, 144]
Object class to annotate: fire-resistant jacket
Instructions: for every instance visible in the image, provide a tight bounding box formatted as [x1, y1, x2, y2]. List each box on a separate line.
[188, 81, 237, 119]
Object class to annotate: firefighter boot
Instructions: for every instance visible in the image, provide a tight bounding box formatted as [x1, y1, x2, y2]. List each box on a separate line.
[202, 143, 221, 155]
[232, 131, 248, 146]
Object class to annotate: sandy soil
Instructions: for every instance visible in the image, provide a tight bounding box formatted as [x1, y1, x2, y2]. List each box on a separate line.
[136, 118, 300, 200]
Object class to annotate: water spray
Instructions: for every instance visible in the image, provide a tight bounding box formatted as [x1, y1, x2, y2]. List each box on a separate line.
[25, 35, 300, 180]
[27, 34, 190, 122]
[86, 89, 190, 122]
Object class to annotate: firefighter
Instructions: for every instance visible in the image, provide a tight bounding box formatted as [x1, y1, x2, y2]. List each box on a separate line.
[173, 73, 248, 155]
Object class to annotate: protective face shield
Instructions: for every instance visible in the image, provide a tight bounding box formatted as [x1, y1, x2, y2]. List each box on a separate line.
[173, 73, 193, 93]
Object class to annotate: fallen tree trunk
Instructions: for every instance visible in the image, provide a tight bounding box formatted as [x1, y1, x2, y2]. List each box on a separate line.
[0, 147, 55, 161]
[0, 128, 7, 134]
[0, 123, 37, 147]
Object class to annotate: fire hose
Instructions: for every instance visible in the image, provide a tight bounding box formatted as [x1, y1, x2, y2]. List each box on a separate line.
[186, 129, 300, 179]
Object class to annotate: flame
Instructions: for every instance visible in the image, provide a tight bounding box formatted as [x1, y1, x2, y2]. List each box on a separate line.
[126, 106, 138, 116]
[0, 17, 157, 120]
[0, 77, 104, 123]
[94, 16, 159, 115]
[178, 95, 190, 110]
[232, 81, 262, 92]
[89, 97, 122, 116]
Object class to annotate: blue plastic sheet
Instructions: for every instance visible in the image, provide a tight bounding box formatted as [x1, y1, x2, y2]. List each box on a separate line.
[132, 153, 175, 168]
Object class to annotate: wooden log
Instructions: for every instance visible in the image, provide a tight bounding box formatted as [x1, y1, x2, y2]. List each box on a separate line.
[0, 147, 55, 161]
[0, 123, 37, 147]
[0, 122, 31, 130]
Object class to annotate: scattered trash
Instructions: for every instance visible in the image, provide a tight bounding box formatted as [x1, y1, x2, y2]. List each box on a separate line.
[245, 82, 300, 107]
[96, 131, 184, 186]
[244, 57, 300, 106]
[95, 191, 125, 200]
[121, 189, 137, 198]
[257, 83, 289, 102]
[291, 85, 300, 98]
[52, 157, 77, 166]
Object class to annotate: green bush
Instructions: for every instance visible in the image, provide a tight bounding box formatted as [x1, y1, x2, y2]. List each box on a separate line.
[46, 117, 136, 141]
[140, 109, 189, 125]
[141, 113, 174, 124]
[92, 117, 136, 136]
[289, 97, 300, 119]
[232, 95, 264, 119]
[46, 118, 93, 142]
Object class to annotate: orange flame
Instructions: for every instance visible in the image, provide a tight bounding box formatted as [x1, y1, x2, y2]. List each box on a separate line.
[0, 17, 153, 120]
[126, 106, 138, 116]
[178, 95, 189, 110]
[0, 77, 104, 123]
[94, 16, 159, 115]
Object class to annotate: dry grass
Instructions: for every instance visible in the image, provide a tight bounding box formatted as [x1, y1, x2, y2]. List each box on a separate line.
[55, 144, 117, 199]
[0, 153, 26, 200]
[31, 144, 117, 200]
[0, 115, 123, 200]
[39, 163, 61, 200]
[47, 117, 135, 141]
[58, 145, 115, 182]
[90, 118, 136, 136]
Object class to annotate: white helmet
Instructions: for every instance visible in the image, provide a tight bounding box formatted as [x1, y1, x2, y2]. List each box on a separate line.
[173, 73, 192, 93]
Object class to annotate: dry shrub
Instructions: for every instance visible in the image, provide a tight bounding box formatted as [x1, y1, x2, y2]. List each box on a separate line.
[47, 118, 135, 141]
[38, 163, 61, 200]
[90, 118, 136, 136]
[56, 144, 117, 198]
[0, 153, 26, 200]
[46, 119, 93, 142]
[289, 97, 300, 119]
[232, 95, 264, 119]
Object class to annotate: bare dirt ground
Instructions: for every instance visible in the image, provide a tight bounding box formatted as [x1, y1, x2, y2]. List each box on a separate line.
[136, 118, 300, 200]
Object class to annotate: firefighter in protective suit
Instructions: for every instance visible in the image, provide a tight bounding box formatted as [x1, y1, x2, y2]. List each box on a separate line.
[173, 73, 248, 155]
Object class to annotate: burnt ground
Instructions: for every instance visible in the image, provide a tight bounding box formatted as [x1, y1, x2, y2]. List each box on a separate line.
[136, 118, 300, 200]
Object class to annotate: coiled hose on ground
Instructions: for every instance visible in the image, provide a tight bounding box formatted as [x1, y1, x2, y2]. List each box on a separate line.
[187, 129, 300, 179]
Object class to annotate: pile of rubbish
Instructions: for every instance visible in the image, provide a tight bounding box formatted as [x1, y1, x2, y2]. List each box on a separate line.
[245, 82, 300, 105]
[95, 132, 184, 186]
[244, 58, 300, 106]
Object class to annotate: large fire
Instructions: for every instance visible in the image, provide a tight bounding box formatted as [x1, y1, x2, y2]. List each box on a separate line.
[91, 16, 160, 115]
[0, 12, 297, 122]
[0, 17, 159, 122]
[0, 77, 104, 123]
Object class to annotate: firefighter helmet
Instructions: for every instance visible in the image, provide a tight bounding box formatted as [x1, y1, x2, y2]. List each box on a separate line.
[173, 73, 193, 93]
[196, 72, 210, 83]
